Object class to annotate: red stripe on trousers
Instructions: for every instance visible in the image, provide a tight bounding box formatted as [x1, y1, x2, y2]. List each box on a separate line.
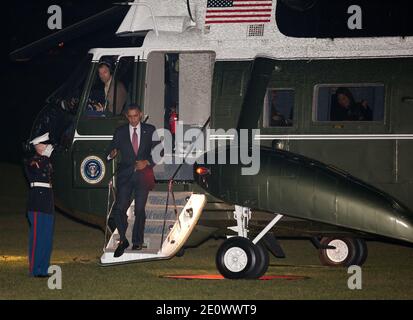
[30, 211, 37, 274]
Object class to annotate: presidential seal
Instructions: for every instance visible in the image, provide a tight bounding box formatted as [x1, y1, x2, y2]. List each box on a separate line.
[80, 156, 105, 184]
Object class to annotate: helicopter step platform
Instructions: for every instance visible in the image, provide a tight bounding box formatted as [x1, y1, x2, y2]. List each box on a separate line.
[100, 192, 206, 265]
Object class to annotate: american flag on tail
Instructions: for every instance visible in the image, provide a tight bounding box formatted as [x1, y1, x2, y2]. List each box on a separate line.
[205, 0, 273, 25]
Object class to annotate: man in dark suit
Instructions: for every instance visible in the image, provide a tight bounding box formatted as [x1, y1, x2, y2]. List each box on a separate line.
[107, 104, 158, 257]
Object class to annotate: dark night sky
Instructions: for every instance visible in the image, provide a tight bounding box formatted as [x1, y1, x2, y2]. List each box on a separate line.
[4, 0, 128, 164]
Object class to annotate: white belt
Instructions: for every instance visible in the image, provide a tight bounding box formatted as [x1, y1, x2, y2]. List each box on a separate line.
[30, 182, 52, 188]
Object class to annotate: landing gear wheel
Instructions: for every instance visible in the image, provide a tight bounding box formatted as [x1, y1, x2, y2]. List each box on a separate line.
[318, 237, 358, 267]
[216, 237, 257, 279]
[354, 238, 368, 266]
[247, 242, 269, 279]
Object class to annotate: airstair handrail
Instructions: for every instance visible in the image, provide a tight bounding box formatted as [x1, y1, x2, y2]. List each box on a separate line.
[160, 116, 211, 249]
[103, 176, 117, 252]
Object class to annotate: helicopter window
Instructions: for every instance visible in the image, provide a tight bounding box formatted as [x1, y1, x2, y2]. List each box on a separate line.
[85, 55, 132, 117]
[263, 88, 294, 127]
[314, 84, 385, 122]
[31, 54, 92, 148]
[111, 56, 134, 114]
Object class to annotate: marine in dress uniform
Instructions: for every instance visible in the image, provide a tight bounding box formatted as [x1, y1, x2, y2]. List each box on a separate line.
[24, 132, 55, 277]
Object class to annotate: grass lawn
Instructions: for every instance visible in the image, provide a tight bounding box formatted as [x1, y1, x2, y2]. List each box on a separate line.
[1, 163, 413, 299]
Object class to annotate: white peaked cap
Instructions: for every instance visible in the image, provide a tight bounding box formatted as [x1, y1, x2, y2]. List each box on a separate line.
[30, 132, 50, 145]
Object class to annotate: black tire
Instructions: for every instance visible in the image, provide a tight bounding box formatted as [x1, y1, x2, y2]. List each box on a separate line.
[216, 237, 258, 279]
[247, 242, 269, 279]
[353, 238, 368, 266]
[318, 237, 358, 267]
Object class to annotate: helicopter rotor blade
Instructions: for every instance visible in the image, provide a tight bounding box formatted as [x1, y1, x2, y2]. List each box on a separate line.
[10, 6, 129, 62]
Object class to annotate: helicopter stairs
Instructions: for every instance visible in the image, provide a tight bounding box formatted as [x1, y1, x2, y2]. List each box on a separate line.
[100, 191, 206, 265]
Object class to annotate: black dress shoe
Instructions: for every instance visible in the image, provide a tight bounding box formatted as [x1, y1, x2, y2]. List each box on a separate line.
[132, 244, 143, 251]
[114, 240, 129, 257]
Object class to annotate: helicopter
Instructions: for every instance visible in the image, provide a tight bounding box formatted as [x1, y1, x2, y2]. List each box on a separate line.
[10, 0, 413, 278]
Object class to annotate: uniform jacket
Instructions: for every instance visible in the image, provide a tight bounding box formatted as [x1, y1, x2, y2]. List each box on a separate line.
[24, 154, 54, 214]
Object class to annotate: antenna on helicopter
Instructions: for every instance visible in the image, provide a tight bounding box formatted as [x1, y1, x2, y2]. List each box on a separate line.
[186, 0, 195, 22]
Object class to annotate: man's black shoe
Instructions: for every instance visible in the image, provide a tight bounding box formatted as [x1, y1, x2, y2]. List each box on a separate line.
[114, 240, 129, 257]
[132, 244, 143, 251]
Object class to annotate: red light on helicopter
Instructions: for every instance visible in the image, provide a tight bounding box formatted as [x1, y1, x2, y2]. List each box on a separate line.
[196, 167, 210, 176]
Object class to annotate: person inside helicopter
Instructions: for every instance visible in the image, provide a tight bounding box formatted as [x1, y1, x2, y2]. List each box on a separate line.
[87, 59, 128, 117]
[330, 87, 373, 121]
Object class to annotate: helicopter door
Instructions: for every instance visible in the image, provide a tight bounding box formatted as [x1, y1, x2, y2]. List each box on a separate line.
[73, 55, 138, 190]
[177, 53, 213, 129]
[144, 51, 215, 181]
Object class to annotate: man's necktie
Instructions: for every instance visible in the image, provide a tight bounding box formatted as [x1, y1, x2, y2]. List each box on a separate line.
[132, 127, 139, 155]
